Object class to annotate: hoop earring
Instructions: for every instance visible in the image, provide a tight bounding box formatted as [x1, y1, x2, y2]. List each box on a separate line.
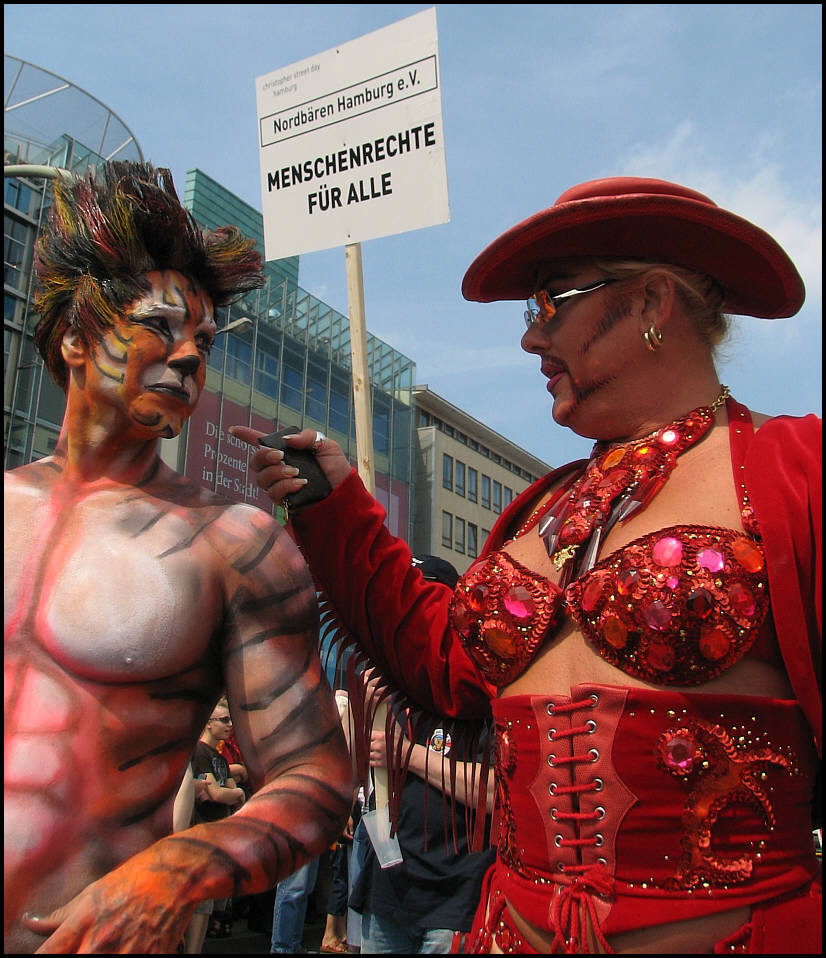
[643, 325, 663, 352]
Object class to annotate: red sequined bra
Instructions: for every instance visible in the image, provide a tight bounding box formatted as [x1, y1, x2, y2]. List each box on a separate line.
[450, 400, 771, 687]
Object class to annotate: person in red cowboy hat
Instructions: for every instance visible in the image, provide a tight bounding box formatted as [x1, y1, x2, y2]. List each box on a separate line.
[232, 177, 821, 954]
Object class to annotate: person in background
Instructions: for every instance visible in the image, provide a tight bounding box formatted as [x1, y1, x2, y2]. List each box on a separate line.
[269, 857, 320, 954]
[173, 762, 216, 954]
[192, 699, 246, 942]
[234, 176, 821, 954]
[320, 687, 360, 954]
[4, 161, 352, 954]
[344, 555, 494, 954]
[350, 556, 495, 956]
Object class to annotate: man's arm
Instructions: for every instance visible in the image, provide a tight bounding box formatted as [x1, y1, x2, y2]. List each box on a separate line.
[370, 723, 494, 814]
[203, 777, 245, 807]
[24, 506, 352, 954]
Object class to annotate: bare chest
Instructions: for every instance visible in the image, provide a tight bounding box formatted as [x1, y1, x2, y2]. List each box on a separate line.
[5, 489, 225, 681]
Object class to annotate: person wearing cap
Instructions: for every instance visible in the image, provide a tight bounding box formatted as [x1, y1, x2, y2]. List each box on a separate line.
[232, 177, 821, 954]
[349, 555, 495, 955]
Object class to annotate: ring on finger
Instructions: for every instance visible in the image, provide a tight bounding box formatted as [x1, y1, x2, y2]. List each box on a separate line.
[312, 430, 326, 452]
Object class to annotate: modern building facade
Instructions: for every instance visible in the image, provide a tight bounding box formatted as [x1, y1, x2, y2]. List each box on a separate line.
[411, 385, 552, 573]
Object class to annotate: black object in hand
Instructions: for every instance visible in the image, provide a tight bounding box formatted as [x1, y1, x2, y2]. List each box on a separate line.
[258, 426, 332, 509]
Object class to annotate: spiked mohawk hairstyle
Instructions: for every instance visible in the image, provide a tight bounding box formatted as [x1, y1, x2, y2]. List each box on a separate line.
[33, 161, 264, 390]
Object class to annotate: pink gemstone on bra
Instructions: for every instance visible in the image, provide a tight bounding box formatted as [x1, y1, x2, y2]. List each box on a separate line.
[643, 600, 671, 631]
[661, 429, 678, 444]
[663, 731, 698, 772]
[646, 639, 675, 671]
[504, 586, 534, 619]
[697, 547, 724, 572]
[732, 536, 764, 573]
[666, 575, 680, 590]
[727, 581, 756, 618]
[687, 587, 714, 618]
[617, 567, 640, 596]
[652, 536, 683, 567]
[699, 627, 730, 661]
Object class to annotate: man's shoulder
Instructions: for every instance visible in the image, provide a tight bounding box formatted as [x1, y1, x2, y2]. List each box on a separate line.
[4, 458, 60, 490]
[193, 739, 220, 765]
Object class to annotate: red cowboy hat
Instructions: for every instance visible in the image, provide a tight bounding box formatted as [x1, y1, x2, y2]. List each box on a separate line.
[461, 177, 805, 318]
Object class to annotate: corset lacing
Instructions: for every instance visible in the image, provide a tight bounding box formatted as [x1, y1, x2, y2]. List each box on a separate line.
[547, 695, 615, 954]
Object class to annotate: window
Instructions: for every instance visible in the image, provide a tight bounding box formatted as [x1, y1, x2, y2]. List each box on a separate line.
[5, 179, 33, 214]
[4, 215, 28, 292]
[329, 373, 350, 436]
[224, 335, 251, 385]
[481, 475, 491, 510]
[442, 511, 453, 548]
[305, 358, 328, 424]
[455, 461, 465, 497]
[493, 481, 502, 514]
[468, 523, 478, 558]
[504, 486, 514, 507]
[254, 349, 279, 399]
[372, 396, 391, 455]
[280, 342, 304, 411]
[467, 467, 478, 503]
[442, 453, 453, 491]
[455, 517, 465, 554]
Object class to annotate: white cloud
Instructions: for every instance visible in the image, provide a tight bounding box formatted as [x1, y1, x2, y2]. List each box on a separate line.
[620, 124, 822, 307]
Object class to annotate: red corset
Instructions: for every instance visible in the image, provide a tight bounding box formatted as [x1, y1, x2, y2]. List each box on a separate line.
[450, 523, 770, 688]
[474, 686, 820, 949]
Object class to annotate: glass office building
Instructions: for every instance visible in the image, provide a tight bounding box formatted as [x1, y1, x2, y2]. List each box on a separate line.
[4, 55, 415, 538]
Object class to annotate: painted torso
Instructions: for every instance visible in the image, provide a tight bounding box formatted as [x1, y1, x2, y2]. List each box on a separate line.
[4, 459, 234, 950]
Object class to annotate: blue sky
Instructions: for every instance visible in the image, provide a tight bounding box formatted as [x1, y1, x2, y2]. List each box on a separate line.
[5, 4, 821, 465]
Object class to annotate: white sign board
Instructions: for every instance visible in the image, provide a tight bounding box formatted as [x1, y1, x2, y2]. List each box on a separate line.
[255, 7, 449, 260]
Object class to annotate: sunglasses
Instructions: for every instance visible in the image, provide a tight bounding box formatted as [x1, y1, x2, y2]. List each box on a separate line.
[211, 716, 232, 724]
[524, 278, 618, 329]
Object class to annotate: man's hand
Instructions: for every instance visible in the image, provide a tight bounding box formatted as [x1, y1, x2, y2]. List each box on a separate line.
[229, 426, 352, 509]
[22, 842, 199, 954]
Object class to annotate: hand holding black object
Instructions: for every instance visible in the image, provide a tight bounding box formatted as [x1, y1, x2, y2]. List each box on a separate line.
[258, 426, 332, 509]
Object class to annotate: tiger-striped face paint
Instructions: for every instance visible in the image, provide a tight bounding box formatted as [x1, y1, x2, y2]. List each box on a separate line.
[87, 270, 215, 439]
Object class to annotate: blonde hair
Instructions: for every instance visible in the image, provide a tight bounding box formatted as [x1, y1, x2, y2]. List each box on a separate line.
[595, 259, 730, 350]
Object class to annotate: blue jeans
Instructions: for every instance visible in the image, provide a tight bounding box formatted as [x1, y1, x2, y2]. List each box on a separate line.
[360, 909, 457, 954]
[327, 844, 349, 917]
[270, 857, 320, 953]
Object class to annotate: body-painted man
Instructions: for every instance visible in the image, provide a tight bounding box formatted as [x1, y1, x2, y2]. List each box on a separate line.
[4, 162, 352, 954]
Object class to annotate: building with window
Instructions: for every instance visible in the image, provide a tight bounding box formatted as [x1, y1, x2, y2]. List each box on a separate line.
[6, 54, 552, 557]
[411, 385, 552, 573]
[4, 55, 414, 539]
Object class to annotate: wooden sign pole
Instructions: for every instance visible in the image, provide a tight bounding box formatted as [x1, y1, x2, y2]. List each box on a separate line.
[344, 242, 376, 497]
[344, 241, 389, 810]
